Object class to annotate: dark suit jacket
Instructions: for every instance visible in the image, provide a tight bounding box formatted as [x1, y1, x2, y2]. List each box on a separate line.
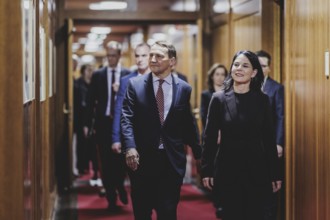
[112, 71, 139, 143]
[86, 66, 130, 129]
[263, 77, 284, 147]
[121, 73, 201, 177]
[200, 89, 214, 128]
[177, 72, 187, 82]
[201, 89, 280, 185]
[74, 77, 90, 132]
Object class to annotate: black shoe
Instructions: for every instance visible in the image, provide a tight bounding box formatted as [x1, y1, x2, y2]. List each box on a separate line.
[107, 203, 119, 213]
[99, 187, 106, 197]
[118, 189, 128, 205]
[215, 207, 223, 219]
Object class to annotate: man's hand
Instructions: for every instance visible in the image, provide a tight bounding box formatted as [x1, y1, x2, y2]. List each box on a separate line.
[111, 142, 122, 154]
[125, 148, 139, 171]
[277, 145, 283, 158]
[202, 177, 214, 190]
[83, 126, 89, 138]
[112, 82, 119, 92]
[272, 180, 282, 192]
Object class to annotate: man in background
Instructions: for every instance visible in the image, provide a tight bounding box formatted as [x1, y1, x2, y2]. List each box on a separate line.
[85, 41, 130, 211]
[74, 64, 94, 175]
[112, 43, 151, 154]
[256, 50, 285, 220]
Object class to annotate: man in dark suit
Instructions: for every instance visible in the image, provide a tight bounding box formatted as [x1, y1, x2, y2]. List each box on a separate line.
[112, 43, 150, 153]
[121, 41, 202, 220]
[85, 41, 130, 211]
[256, 50, 285, 220]
[171, 60, 188, 82]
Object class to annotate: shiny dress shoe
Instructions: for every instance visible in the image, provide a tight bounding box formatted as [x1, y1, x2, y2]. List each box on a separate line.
[98, 187, 106, 197]
[118, 189, 128, 205]
[215, 207, 224, 219]
[107, 203, 119, 212]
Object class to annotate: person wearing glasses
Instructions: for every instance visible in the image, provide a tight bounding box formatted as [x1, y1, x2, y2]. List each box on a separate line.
[85, 41, 130, 212]
[256, 50, 285, 220]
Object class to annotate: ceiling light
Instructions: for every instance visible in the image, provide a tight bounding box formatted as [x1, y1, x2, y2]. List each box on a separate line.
[89, 1, 128, 10]
[81, 55, 95, 64]
[91, 27, 111, 35]
[152, 33, 167, 41]
[78, 38, 88, 44]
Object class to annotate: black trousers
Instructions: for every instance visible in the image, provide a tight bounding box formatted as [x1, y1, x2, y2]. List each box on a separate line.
[128, 150, 183, 220]
[95, 117, 127, 205]
[76, 126, 90, 173]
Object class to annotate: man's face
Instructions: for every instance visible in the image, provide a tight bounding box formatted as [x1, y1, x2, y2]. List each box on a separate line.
[149, 44, 173, 76]
[135, 46, 150, 72]
[106, 48, 120, 68]
[258, 56, 270, 77]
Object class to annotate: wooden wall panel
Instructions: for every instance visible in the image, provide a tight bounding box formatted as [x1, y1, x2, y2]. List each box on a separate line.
[285, 0, 330, 219]
[233, 13, 261, 54]
[0, 1, 24, 220]
[212, 24, 231, 69]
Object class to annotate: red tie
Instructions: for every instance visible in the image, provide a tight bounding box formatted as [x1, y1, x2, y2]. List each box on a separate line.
[156, 79, 165, 125]
[110, 69, 116, 118]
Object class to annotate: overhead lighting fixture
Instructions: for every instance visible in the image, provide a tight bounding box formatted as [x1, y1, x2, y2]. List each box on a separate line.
[91, 27, 111, 35]
[89, 1, 128, 10]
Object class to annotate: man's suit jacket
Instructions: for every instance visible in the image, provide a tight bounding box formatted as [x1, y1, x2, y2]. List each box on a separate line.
[121, 73, 201, 177]
[86, 66, 130, 129]
[263, 77, 284, 147]
[177, 72, 187, 82]
[112, 71, 139, 143]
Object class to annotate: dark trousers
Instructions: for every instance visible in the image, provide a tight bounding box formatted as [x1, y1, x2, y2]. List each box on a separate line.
[87, 134, 99, 176]
[265, 157, 285, 220]
[220, 179, 271, 220]
[96, 117, 127, 205]
[128, 151, 183, 220]
[76, 127, 89, 173]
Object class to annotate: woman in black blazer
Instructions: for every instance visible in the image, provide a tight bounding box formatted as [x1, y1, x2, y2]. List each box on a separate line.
[201, 50, 282, 220]
[200, 63, 228, 128]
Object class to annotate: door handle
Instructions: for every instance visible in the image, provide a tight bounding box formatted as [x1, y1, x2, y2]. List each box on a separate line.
[63, 103, 71, 114]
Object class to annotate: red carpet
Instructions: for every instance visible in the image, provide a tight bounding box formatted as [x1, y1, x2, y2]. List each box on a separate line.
[77, 176, 218, 220]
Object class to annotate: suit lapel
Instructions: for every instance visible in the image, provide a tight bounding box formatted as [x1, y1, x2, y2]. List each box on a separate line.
[225, 89, 238, 121]
[100, 67, 108, 93]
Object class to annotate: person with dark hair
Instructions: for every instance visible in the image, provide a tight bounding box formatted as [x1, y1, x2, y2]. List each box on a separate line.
[201, 50, 282, 219]
[200, 63, 228, 128]
[256, 50, 285, 220]
[74, 64, 94, 175]
[112, 42, 150, 154]
[121, 41, 202, 220]
[85, 41, 130, 211]
[200, 63, 228, 218]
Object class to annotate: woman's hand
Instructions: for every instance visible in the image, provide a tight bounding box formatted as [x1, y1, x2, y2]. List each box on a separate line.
[272, 180, 282, 192]
[202, 177, 214, 190]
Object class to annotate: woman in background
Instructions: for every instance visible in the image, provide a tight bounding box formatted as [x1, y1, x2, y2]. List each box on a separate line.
[200, 63, 228, 128]
[200, 63, 228, 218]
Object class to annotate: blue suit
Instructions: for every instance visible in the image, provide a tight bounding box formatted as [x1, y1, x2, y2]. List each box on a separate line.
[112, 71, 139, 143]
[86, 66, 130, 207]
[262, 77, 284, 147]
[121, 73, 201, 219]
[262, 76, 285, 220]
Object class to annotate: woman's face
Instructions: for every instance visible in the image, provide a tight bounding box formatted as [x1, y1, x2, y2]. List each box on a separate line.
[231, 54, 257, 85]
[212, 67, 226, 87]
